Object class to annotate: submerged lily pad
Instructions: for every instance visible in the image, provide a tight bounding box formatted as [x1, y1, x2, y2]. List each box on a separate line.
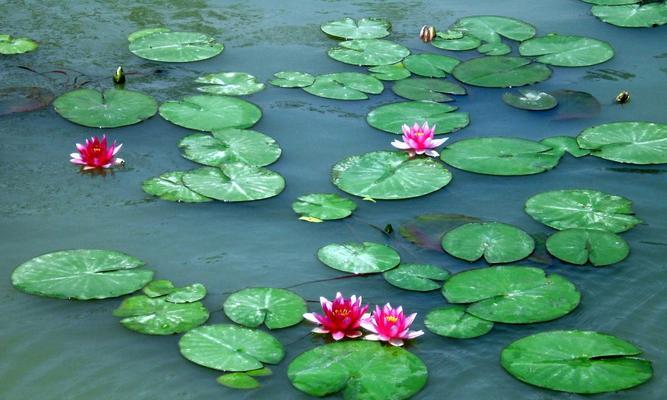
[453, 56, 552, 88]
[182, 164, 285, 202]
[541, 136, 590, 158]
[327, 39, 410, 66]
[0, 86, 54, 116]
[576, 121, 667, 164]
[178, 129, 281, 167]
[160, 95, 261, 131]
[320, 17, 391, 39]
[392, 78, 466, 102]
[519, 35, 614, 67]
[288, 341, 427, 400]
[269, 71, 315, 88]
[217, 373, 260, 390]
[431, 34, 481, 51]
[546, 228, 630, 266]
[551, 89, 601, 120]
[368, 63, 411, 81]
[502, 89, 558, 111]
[383, 263, 450, 291]
[195, 72, 265, 96]
[442, 222, 535, 264]
[402, 54, 460, 78]
[317, 242, 400, 274]
[113, 294, 209, 335]
[502, 330, 653, 394]
[398, 213, 483, 252]
[223, 288, 306, 329]
[142, 171, 213, 203]
[0, 34, 38, 54]
[367, 101, 469, 134]
[292, 193, 356, 221]
[451, 16, 536, 43]
[128, 30, 223, 62]
[11, 250, 152, 300]
[303, 72, 383, 100]
[53, 89, 157, 128]
[591, 3, 667, 28]
[425, 306, 494, 339]
[332, 151, 453, 200]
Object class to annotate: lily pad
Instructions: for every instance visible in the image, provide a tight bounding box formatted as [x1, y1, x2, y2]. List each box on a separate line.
[179, 324, 284, 372]
[551, 89, 601, 120]
[442, 266, 581, 324]
[367, 101, 469, 134]
[431, 34, 481, 51]
[246, 367, 272, 377]
[317, 242, 400, 274]
[269, 71, 315, 88]
[402, 54, 460, 78]
[441, 222, 535, 264]
[368, 63, 411, 81]
[392, 78, 466, 102]
[143, 279, 176, 297]
[320, 17, 391, 39]
[478, 42, 511, 56]
[0, 34, 38, 54]
[332, 151, 453, 200]
[0, 86, 54, 116]
[292, 193, 356, 220]
[166, 283, 207, 303]
[383, 263, 450, 291]
[501, 330, 653, 394]
[224, 288, 306, 329]
[303, 72, 383, 100]
[11, 249, 153, 300]
[519, 35, 614, 67]
[425, 306, 494, 339]
[525, 189, 642, 233]
[582, 0, 640, 4]
[327, 39, 410, 66]
[440, 137, 561, 176]
[112, 294, 209, 335]
[142, 171, 213, 203]
[398, 213, 483, 252]
[576, 121, 667, 164]
[502, 89, 558, 111]
[178, 129, 281, 167]
[53, 88, 157, 128]
[288, 341, 427, 400]
[182, 164, 285, 202]
[129, 30, 223, 62]
[546, 228, 630, 266]
[159, 95, 261, 132]
[591, 3, 667, 28]
[540, 136, 590, 158]
[217, 373, 260, 390]
[452, 56, 552, 88]
[127, 28, 171, 42]
[451, 16, 536, 43]
[195, 72, 265, 96]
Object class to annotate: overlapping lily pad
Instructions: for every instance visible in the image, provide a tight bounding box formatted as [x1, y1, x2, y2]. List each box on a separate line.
[452, 56, 552, 88]
[582, 0, 640, 4]
[217, 373, 260, 390]
[320, 17, 391, 39]
[591, 3, 667, 28]
[166, 283, 207, 303]
[303, 72, 383, 100]
[159, 95, 261, 131]
[0, 34, 38, 54]
[546, 228, 630, 266]
[576, 121, 667, 164]
[142, 171, 213, 203]
[519, 35, 614, 67]
[431, 33, 481, 51]
[182, 164, 285, 202]
[541, 136, 590, 158]
[368, 63, 411, 81]
[317, 242, 400, 274]
[128, 29, 224, 62]
[398, 213, 483, 252]
[269, 71, 315, 88]
[425, 306, 494, 339]
[53, 89, 157, 128]
[451, 16, 536, 43]
[502, 89, 558, 111]
[143, 279, 176, 297]
[478, 42, 511, 56]
[327, 39, 410, 66]
[178, 129, 281, 167]
[292, 193, 357, 221]
[113, 294, 209, 335]
[392, 78, 466, 102]
[195, 72, 265, 96]
[383, 263, 450, 291]
[367, 101, 469, 134]
[223, 288, 306, 329]
[402, 54, 460, 78]
[441, 222, 535, 264]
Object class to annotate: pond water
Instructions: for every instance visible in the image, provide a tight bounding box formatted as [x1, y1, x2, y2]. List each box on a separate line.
[1, 0, 666, 399]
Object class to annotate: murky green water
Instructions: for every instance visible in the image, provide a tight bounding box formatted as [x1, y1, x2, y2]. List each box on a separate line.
[1, 1, 666, 399]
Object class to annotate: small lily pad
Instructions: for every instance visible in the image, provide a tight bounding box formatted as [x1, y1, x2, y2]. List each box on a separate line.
[178, 129, 281, 167]
[402, 54, 460, 78]
[425, 306, 494, 339]
[0, 34, 38, 54]
[320, 17, 391, 39]
[223, 287, 306, 329]
[451, 16, 536, 43]
[166, 283, 207, 303]
[128, 30, 223, 62]
[292, 193, 356, 221]
[591, 3, 667, 28]
[368, 63, 411, 81]
[576, 121, 667, 164]
[159, 95, 261, 132]
[303, 72, 383, 100]
[383, 263, 450, 291]
[269, 71, 315, 88]
[392, 78, 466, 102]
[327, 39, 410, 66]
[431, 34, 481, 51]
[143, 279, 176, 297]
[196, 72, 265, 96]
[441, 222, 535, 264]
[217, 373, 260, 390]
[182, 164, 285, 202]
[246, 367, 272, 377]
[367, 101, 469, 134]
[142, 171, 213, 203]
[540, 136, 590, 158]
[478, 42, 511, 55]
[452, 56, 552, 88]
[113, 294, 209, 335]
[519, 35, 614, 67]
[317, 242, 400, 274]
[502, 89, 558, 111]
[546, 228, 630, 266]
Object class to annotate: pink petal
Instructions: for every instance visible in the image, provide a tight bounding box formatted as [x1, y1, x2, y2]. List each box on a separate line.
[391, 140, 411, 150]
[430, 137, 448, 147]
[406, 330, 425, 339]
[360, 320, 377, 332]
[364, 334, 381, 341]
[404, 313, 417, 326]
[303, 313, 320, 324]
[401, 124, 411, 135]
[70, 159, 86, 165]
[114, 158, 124, 165]
[112, 143, 123, 155]
[332, 331, 345, 341]
[389, 338, 404, 347]
[312, 327, 329, 334]
[346, 331, 363, 338]
[424, 150, 439, 157]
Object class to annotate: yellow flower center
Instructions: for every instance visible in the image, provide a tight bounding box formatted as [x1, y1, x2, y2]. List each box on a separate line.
[385, 315, 399, 323]
[334, 309, 350, 317]
[92, 145, 102, 153]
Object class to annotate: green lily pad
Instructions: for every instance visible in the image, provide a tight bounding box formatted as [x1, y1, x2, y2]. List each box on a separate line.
[451, 16, 536, 43]
[502, 89, 558, 111]
[541, 136, 590, 158]
[166, 283, 207, 303]
[127, 28, 171, 42]
[269, 71, 315, 88]
[424, 306, 494, 339]
[303, 72, 383, 100]
[501, 330, 653, 394]
[317, 242, 400, 274]
[478, 42, 511, 55]
[546, 228, 630, 266]
[327, 39, 410, 66]
[217, 373, 260, 390]
[112, 294, 209, 335]
[246, 367, 272, 377]
[332, 151, 453, 200]
[288, 341, 427, 400]
[292, 193, 357, 220]
[576, 121, 667, 164]
[440, 137, 561, 176]
[143, 279, 176, 297]
[223, 287, 306, 329]
[402, 54, 460, 78]
[0, 34, 38, 54]
[442, 266, 581, 324]
[392, 78, 466, 102]
[179, 324, 284, 372]
[591, 3, 667, 28]
[128, 31, 223, 62]
[182, 164, 285, 202]
[383, 263, 450, 291]
[159, 95, 261, 132]
[320, 17, 391, 39]
[525, 189, 642, 233]
[368, 63, 411, 81]
[178, 129, 281, 167]
[53, 88, 157, 128]
[11, 249, 153, 300]
[441, 222, 535, 264]
[519, 35, 614, 67]
[431, 34, 481, 51]
[452, 56, 552, 88]
[195, 72, 265, 96]
[367, 101, 469, 134]
[142, 171, 213, 203]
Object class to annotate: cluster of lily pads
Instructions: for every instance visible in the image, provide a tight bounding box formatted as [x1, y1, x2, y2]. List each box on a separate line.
[581, 0, 667, 28]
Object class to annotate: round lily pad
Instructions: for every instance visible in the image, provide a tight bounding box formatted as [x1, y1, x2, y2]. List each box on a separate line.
[452, 56, 552, 88]
[368, 63, 411, 81]
[179, 324, 284, 372]
[576, 121, 667, 164]
[195, 72, 265, 96]
[441, 222, 535, 264]
[591, 3, 667, 28]
[383, 263, 450, 291]
[269, 71, 315, 88]
[431, 34, 481, 51]
[53, 88, 157, 128]
[0, 34, 38, 54]
[128, 31, 223, 62]
[425, 306, 494, 339]
[223, 287, 306, 329]
[546, 228, 629, 266]
[478, 42, 511, 56]
[320, 17, 391, 39]
[367, 101, 469, 134]
[327, 39, 410, 66]
[303, 72, 383, 100]
[143, 279, 176, 297]
[540, 136, 590, 158]
[182, 164, 285, 202]
[525, 189, 642, 233]
[112, 295, 209, 335]
[440, 137, 561, 176]
[317, 242, 400, 274]
[332, 151, 453, 200]
[288, 341, 427, 400]
[519, 35, 614, 67]
[392, 78, 466, 102]
[11, 249, 153, 300]
[502, 330, 653, 394]
[292, 193, 356, 221]
[127, 28, 171, 42]
[159, 95, 261, 132]
[217, 373, 260, 390]
[451, 16, 536, 43]
[142, 171, 213, 203]
[166, 283, 207, 303]
[402, 54, 460, 78]
[502, 89, 558, 111]
[178, 129, 281, 167]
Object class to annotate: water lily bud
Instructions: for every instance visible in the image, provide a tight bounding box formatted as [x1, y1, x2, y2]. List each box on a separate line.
[419, 25, 436, 43]
[615, 90, 630, 104]
[113, 66, 126, 84]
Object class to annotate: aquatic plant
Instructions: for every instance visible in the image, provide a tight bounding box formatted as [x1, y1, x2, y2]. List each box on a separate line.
[391, 122, 447, 157]
[70, 135, 124, 170]
[361, 303, 424, 346]
[303, 292, 369, 340]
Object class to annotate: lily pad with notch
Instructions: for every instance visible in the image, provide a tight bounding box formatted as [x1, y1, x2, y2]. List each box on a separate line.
[450, 16, 536, 43]
[320, 17, 391, 40]
[178, 128, 281, 167]
[452, 56, 552, 88]
[128, 30, 224, 62]
[182, 164, 285, 202]
[367, 101, 469, 134]
[269, 71, 315, 88]
[113, 294, 209, 335]
[425, 305, 494, 339]
[441, 222, 535, 264]
[383, 263, 450, 291]
[541, 136, 590, 158]
[546, 228, 629, 266]
[392, 78, 466, 102]
[327, 39, 410, 66]
[142, 171, 213, 203]
[591, 3, 667, 28]
[576, 121, 667, 164]
[223, 287, 306, 329]
[402, 54, 460, 78]
[303, 72, 383, 100]
[317, 242, 400, 274]
[519, 34, 614, 67]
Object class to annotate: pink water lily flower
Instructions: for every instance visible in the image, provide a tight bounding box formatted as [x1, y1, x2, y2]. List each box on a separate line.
[303, 292, 369, 341]
[391, 122, 448, 157]
[70, 135, 124, 170]
[361, 303, 424, 347]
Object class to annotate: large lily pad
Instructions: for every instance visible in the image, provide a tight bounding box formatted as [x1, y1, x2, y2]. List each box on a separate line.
[431, 34, 481, 51]
[128, 30, 223, 62]
[0, 34, 38, 54]
[327, 39, 410, 66]
[519, 35, 614, 67]
[178, 129, 281, 167]
[303, 72, 383, 100]
[546, 228, 629, 266]
[441, 222, 535, 264]
[182, 164, 285, 202]
[591, 3, 667, 28]
[292, 193, 356, 221]
[11, 250, 153, 300]
[452, 56, 551, 88]
[320, 18, 391, 39]
[332, 151, 453, 200]
[142, 171, 213, 203]
[402, 54, 460, 78]
[179, 324, 284, 372]
[451, 16, 536, 43]
[392, 78, 466, 102]
[502, 89, 558, 111]
[383, 263, 450, 291]
[367, 101, 469, 134]
[317, 242, 400, 274]
[576, 121, 667, 164]
[288, 341, 427, 400]
[269, 71, 315, 88]
[53, 88, 157, 128]
[368, 63, 411, 81]
[223, 288, 306, 329]
[195, 72, 265, 96]
[501, 330, 653, 394]
[159, 95, 261, 132]
[425, 306, 494, 339]
[113, 294, 209, 335]
[525, 189, 642, 233]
